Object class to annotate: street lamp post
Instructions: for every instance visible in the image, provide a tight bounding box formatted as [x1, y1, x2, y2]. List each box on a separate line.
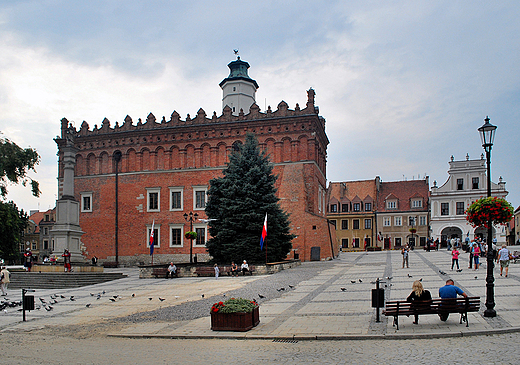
[184, 212, 199, 264]
[478, 116, 497, 318]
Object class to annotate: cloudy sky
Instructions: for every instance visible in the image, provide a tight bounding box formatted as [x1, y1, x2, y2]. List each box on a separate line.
[1, 1, 519, 213]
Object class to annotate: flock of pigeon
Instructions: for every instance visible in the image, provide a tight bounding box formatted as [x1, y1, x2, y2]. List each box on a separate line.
[2, 289, 172, 315]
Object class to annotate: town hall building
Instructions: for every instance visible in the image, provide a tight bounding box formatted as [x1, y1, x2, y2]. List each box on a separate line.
[54, 56, 335, 265]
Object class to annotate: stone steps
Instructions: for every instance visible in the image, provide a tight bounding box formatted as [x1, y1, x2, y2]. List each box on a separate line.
[8, 272, 128, 289]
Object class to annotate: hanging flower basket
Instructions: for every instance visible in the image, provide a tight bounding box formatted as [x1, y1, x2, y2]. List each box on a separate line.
[210, 298, 260, 331]
[185, 231, 197, 240]
[465, 197, 514, 229]
[409, 228, 417, 234]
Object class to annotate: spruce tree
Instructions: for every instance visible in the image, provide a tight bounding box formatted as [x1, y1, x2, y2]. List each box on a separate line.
[205, 133, 294, 264]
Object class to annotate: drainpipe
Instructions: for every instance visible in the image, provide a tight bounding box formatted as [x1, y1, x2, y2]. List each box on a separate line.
[113, 151, 122, 266]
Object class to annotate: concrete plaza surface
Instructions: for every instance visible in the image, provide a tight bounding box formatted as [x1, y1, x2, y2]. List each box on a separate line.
[2, 249, 520, 340]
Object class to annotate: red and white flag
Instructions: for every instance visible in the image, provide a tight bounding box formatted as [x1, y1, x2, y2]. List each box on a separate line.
[260, 213, 267, 250]
[149, 219, 155, 256]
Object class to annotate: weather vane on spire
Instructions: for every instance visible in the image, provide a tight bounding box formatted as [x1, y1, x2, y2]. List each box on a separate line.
[234, 49, 240, 60]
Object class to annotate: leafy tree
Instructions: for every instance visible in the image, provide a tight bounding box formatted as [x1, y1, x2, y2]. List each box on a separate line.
[0, 201, 28, 264]
[205, 133, 294, 263]
[0, 135, 40, 198]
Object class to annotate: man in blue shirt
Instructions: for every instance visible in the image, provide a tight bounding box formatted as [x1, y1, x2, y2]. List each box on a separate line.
[438, 279, 468, 321]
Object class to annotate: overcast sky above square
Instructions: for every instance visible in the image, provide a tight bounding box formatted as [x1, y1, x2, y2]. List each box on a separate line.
[1, 1, 518, 213]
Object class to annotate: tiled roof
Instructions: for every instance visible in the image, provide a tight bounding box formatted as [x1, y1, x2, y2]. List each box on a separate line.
[329, 179, 377, 204]
[377, 180, 429, 212]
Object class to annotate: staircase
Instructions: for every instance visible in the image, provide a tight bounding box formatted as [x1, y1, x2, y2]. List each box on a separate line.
[8, 272, 128, 289]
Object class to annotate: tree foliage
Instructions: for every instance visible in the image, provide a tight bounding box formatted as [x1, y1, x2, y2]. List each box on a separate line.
[205, 133, 294, 264]
[0, 135, 40, 198]
[0, 201, 28, 264]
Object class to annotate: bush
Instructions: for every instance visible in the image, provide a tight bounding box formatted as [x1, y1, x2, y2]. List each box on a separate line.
[211, 297, 258, 314]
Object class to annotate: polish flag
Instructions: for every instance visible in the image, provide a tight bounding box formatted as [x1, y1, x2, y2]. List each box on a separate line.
[149, 220, 155, 256]
[260, 214, 267, 250]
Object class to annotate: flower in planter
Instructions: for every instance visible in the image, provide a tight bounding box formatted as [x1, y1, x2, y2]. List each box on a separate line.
[409, 228, 417, 234]
[465, 197, 514, 229]
[185, 231, 197, 240]
[210, 297, 258, 314]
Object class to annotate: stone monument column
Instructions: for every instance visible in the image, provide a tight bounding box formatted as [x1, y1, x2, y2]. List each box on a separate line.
[51, 118, 85, 263]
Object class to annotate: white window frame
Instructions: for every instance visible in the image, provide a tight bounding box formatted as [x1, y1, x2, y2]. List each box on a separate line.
[411, 199, 422, 208]
[394, 216, 402, 226]
[80, 192, 93, 212]
[193, 186, 208, 210]
[193, 224, 207, 246]
[169, 224, 184, 247]
[419, 216, 427, 226]
[146, 223, 161, 248]
[146, 188, 161, 212]
[383, 217, 391, 226]
[364, 219, 372, 229]
[387, 200, 397, 209]
[169, 187, 184, 211]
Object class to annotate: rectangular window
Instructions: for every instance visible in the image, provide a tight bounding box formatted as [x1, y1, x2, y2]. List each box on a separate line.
[387, 201, 397, 209]
[147, 226, 160, 248]
[408, 216, 416, 226]
[364, 219, 372, 229]
[341, 220, 348, 230]
[330, 204, 337, 213]
[456, 202, 465, 215]
[457, 178, 464, 190]
[365, 203, 372, 211]
[419, 216, 427, 226]
[44, 227, 48, 235]
[43, 240, 49, 250]
[341, 238, 348, 248]
[394, 216, 402, 226]
[169, 188, 183, 211]
[195, 227, 206, 246]
[412, 199, 422, 208]
[147, 188, 160, 212]
[353, 219, 360, 230]
[353, 203, 361, 212]
[383, 217, 391, 226]
[395, 237, 402, 246]
[441, 203, 449, 216]
[472, 177, 479, 189]
[170, 225, 183, 247]
[32, 242, 37, 250]
[193, 187, 208, 210]
[341, 204, 349, 212]
[353, 238, 360, 248]
[81, 192, 93, 212]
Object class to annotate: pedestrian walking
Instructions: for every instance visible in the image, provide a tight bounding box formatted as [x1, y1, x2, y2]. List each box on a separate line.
[402, 245, 409, 268]
[0, 266, 10, 296]
[62, 249, 71, 272]
[451, 248, 460, 270]
[497, 244, 511, 277]
[214, 264, 219, 279]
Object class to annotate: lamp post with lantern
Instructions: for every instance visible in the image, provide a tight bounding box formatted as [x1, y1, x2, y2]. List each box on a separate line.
[478, 116, 497, 318]
[184, 212, 199, 264]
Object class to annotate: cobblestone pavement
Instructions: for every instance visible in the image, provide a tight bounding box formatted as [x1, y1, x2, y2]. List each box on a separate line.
[2, 249, 520, 363]
[2, 331, 519, 364]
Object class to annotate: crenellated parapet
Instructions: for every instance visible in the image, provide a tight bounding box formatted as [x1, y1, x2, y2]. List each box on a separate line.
[73, 89, 320, 138]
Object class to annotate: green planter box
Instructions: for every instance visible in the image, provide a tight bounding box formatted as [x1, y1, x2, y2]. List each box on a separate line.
[211, 307, 260, 331]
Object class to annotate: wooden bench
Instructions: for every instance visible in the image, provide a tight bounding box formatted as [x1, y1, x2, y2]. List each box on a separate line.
[384, 297, 480, 330]
[195, 266, 218, 277]
[151, 267, 177, 278]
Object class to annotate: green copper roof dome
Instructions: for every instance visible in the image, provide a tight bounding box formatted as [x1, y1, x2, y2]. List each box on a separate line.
[219, 57, 259, 89]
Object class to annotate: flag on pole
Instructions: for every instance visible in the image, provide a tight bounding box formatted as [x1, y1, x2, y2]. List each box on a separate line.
[149, 219, 155, 256]
[260, 213, 267, 250]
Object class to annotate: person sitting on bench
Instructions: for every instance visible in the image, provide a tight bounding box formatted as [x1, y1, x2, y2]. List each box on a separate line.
[241, 260, 249, 275]
[230, 262, 239, 277]
[406, 280, 432, 324]
[167, 262, 177, 278]
[438, 279, 467, 321]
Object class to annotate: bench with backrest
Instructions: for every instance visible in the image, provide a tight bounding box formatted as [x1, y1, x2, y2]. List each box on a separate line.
[152, 267, 170, 278]
[384, 296, 480, 330]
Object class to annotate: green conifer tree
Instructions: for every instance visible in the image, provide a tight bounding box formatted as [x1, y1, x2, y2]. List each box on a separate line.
[0, 201, 28, 264]
[205, 133, 294, 263]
